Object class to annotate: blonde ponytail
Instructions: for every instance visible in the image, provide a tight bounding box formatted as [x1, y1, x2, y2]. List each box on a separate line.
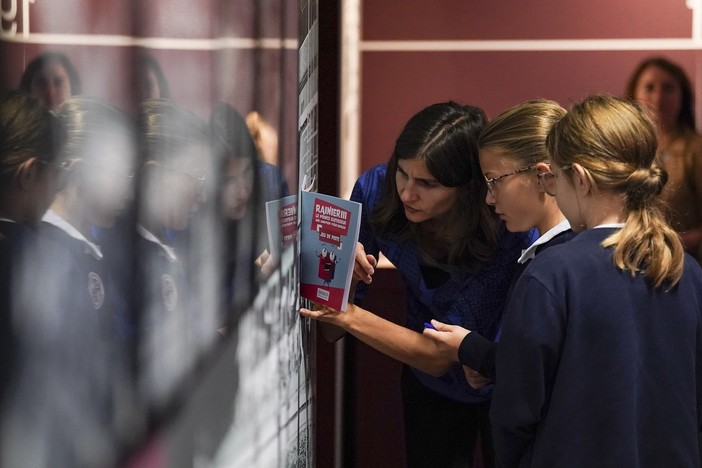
[547, 95, 685, 288]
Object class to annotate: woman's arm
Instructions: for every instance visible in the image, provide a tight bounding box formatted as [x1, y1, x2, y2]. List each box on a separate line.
[300, 302, 454, 377]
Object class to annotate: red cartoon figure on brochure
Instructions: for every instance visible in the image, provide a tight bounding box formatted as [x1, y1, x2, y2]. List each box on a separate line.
[316, 246, 339, 286]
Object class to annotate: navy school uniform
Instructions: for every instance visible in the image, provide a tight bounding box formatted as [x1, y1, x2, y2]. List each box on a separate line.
[135, 226, 196, 411]
[1, 214, 121, 467]
[458, 221, 577, 380]
[491, 227, 702, 467]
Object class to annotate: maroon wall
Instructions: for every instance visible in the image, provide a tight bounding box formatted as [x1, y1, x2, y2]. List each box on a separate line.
[357, 1, 702, 172]
[0, 0, 299, 191]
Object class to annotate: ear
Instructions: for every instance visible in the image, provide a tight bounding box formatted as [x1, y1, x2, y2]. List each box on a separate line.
[14, 157, 42, 190]
[534, 162, 554, 195]
[570, 163, 593, 196]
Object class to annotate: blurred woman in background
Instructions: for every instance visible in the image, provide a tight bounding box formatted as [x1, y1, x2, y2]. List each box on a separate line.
[625, 56, 702, 262]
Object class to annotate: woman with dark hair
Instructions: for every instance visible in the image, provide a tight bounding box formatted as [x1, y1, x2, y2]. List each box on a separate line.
[625, 56, 702, 262]
[301, 101, 533, 467]
[19, 52, 81, 110]
[210, 102, 289, 296]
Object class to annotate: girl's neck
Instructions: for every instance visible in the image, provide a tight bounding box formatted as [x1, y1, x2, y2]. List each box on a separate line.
[584, 191, 626, 229]
[536, 202, 567, 237]
[50, 193, 93, 241]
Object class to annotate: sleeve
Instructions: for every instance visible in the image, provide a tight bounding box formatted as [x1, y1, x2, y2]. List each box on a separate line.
[490, 271, 566, 468]
[257, 161, 289, 201]
[458, 332, 497, 380]
[349, 167, 384, 305]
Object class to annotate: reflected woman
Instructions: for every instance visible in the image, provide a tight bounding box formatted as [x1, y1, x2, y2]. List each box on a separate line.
[210, 102, 288, 313]
[19, 52, 81, 111]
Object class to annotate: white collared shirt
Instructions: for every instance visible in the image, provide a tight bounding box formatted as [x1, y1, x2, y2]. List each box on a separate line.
[137, 224, 178, 262]
[42, 209, 103, 260]
[593, 223, 625, 229]
[518, 219, 572, 264]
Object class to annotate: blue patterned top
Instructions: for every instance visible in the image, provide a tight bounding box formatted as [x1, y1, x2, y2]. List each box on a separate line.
[351, 163, 534, 403]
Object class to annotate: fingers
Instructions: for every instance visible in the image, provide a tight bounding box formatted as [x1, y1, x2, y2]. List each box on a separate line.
[299, 307, 323, 319]
[299, 302, 341, 320]
[353, 243, 376, 284]
[463, 366, 490, 390]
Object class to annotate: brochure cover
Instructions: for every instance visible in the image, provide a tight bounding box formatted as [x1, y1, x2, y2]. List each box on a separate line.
[299, 191, 361, 311]
[266, 194, 299, 260]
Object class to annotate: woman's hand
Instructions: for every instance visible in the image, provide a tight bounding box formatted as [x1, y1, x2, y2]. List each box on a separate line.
[299, 302, 350, 342]
[463, 366, 490, 390]
[353, 242, 377, 285]
[300, 302, 343, 323]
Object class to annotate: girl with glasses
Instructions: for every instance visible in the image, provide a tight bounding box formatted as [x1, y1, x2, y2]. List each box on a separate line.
[423, 99, 575, 388]
[136, 99, 213, 412]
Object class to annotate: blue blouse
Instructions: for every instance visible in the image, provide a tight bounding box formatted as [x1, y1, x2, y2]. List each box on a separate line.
[351, 163, 534, 403]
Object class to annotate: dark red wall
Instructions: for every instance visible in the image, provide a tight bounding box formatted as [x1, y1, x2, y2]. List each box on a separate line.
[357, 1, 702, 172]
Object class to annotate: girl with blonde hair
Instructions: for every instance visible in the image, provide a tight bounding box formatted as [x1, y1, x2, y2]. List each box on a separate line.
[490, 95, 702, 467]
[424, 99, 575, 386]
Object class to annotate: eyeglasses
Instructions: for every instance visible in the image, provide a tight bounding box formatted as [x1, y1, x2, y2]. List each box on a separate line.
[483, 166, 536, 195]
[157, 163, 206, 192]
[537, 171, 557, 196]
[38, 159, 72, 172]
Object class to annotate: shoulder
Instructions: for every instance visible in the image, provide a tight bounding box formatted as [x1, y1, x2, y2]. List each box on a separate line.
[356, 164, 388, 186]
[671, 131, 702, 161]
[256, 160, 288, 200]
[681, 253, 702, 288]
[351, 163, 388, 204]
[525, 229, 605, 275]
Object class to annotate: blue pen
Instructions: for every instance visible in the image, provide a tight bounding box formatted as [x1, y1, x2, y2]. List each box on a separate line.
[423, 321, 436, 330]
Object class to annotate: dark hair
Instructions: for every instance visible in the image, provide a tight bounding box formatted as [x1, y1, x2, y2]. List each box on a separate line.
[140, 53, 170, 99]
[209, 101, 259, 162]
[0, 91, 60, 189]
[209, 102, 264, 312]
[371, 101, 499, 266]
[624, 56, 695, 131]
[19, 52, 82, 95]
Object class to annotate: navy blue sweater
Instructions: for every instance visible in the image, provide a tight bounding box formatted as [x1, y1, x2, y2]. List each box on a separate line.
[491, 228, 702, 467]
[458, 228, 576, 379]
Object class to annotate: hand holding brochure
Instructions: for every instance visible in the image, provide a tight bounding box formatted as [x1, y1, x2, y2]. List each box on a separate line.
[265, 194, 298, 260]
[298, 191, 361, 311]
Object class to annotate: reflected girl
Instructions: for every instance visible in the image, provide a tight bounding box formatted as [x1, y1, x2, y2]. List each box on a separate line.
[136, 98, 212, 412]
